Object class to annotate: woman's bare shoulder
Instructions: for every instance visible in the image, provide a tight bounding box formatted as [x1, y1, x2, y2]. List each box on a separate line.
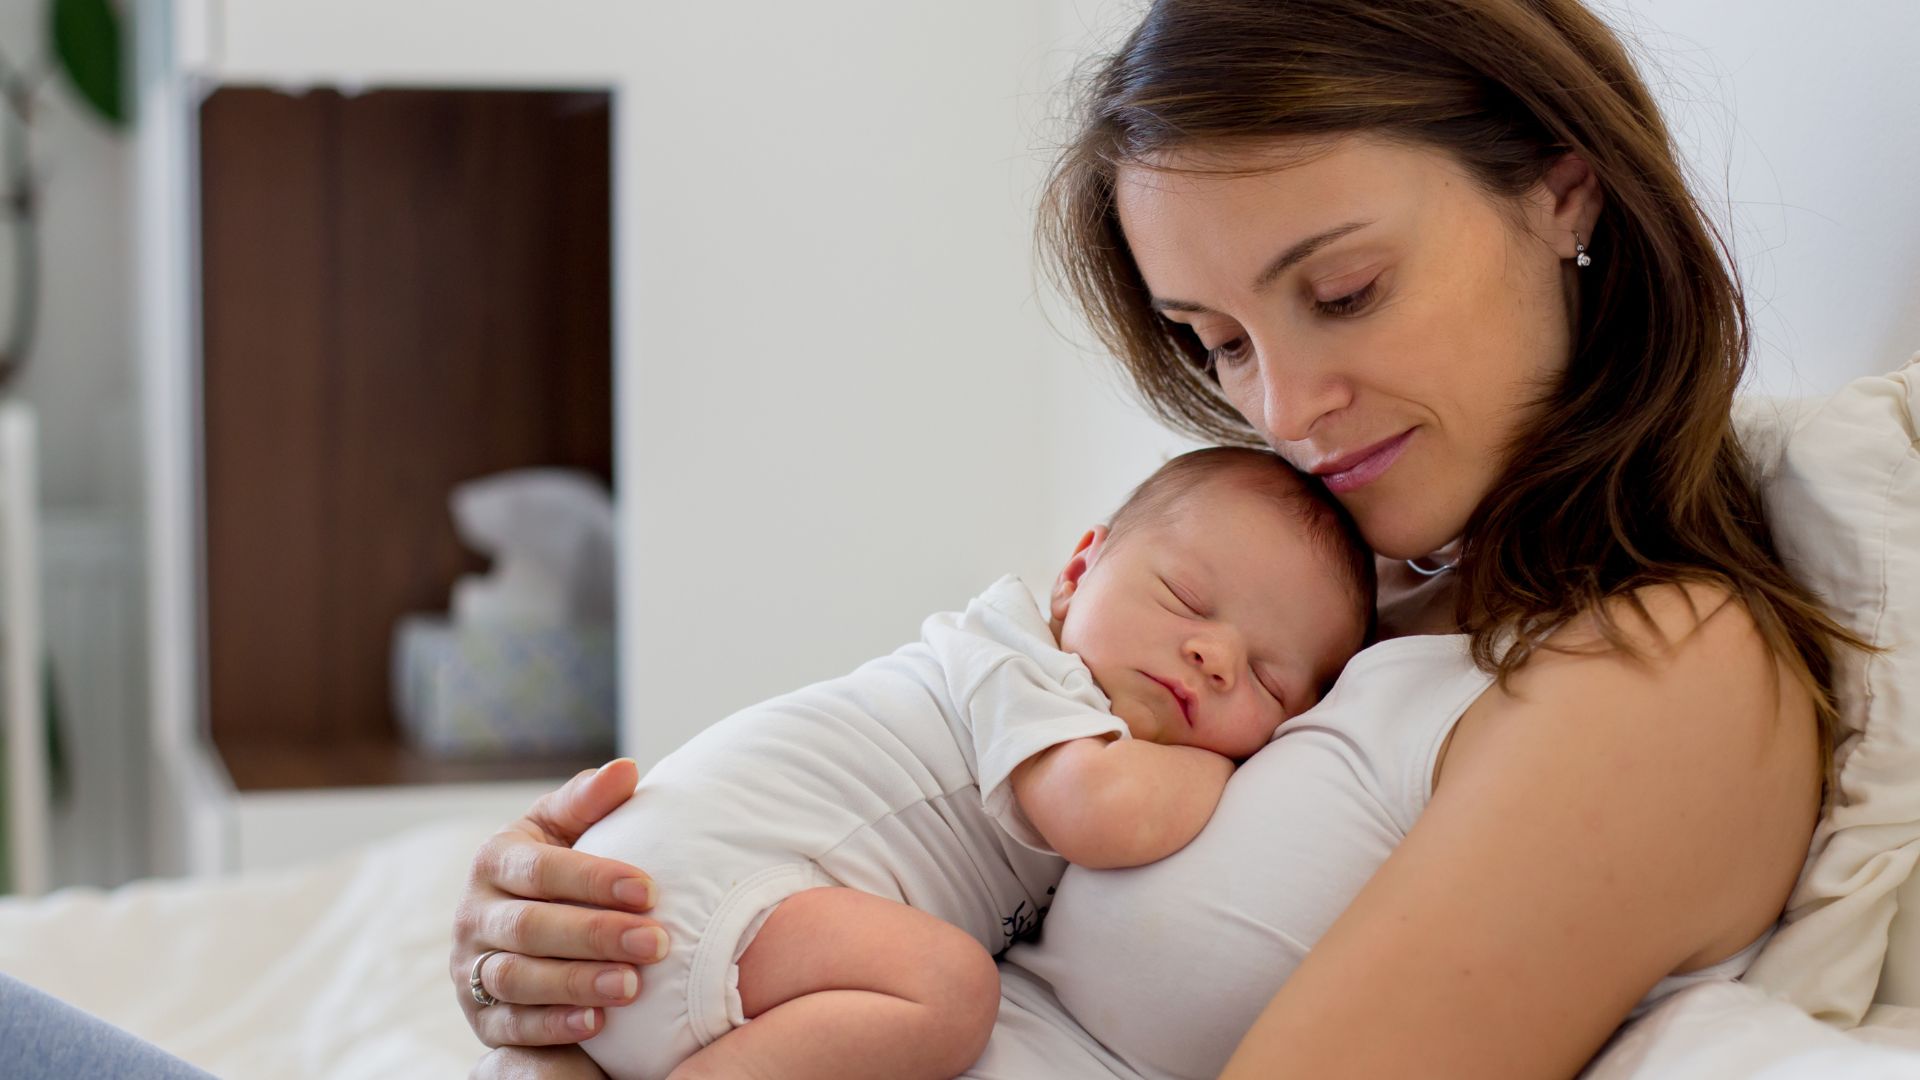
[1533, 578, 1751, 662]
[1435, 580, 1788, 783]
[1217, 579, 1822, 1078]
[1445, 576, 1820, 964]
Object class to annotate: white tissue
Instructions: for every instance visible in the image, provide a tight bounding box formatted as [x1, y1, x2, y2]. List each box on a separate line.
[448, 469, 616, 626]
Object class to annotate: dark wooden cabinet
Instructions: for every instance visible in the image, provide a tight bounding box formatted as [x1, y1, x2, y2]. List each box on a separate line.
[197, 88, 615, 789]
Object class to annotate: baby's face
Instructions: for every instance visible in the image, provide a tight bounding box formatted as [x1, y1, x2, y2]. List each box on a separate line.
[1051, 479, 1366, 758]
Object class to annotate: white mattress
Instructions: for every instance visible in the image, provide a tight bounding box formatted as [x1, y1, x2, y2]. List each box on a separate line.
[5, 816, 1920, 1079]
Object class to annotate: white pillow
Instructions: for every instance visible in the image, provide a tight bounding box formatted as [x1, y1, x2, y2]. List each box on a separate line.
[1732, 354, 1920, 1027]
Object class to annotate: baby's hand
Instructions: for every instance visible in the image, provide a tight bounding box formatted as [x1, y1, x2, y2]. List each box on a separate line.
[1011, 737, 1236, 868]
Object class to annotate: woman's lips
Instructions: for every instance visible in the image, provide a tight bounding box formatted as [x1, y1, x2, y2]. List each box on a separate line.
[1314, 429, 1414, 495]
[1146, 673, 1193, 726]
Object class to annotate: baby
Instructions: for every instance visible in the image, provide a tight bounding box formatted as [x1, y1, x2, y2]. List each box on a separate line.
[573, 446, 1372, 1080]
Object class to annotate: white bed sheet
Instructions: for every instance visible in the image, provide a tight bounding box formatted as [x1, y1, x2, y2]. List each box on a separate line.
[0, 815, 498, 1079]
[1582, 980, 1920, 1078]
[6, 816, 1920, 1079]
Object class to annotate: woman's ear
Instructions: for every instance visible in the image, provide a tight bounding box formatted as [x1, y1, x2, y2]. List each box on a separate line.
[1536, 151, 1605, 256]
[1050, 525, 1109, 623]
[1543, 149, 1605, 249]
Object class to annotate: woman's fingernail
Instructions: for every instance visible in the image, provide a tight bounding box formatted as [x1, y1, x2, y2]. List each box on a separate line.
[596, 969, 638, 1000]
[613, 878, 653, 909]
[569, 1008, 598, 1034]
[622, 926, 668, 962]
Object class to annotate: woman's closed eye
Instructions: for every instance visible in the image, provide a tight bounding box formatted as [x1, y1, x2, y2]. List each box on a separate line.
[1314, 277, 1380, 318]
[1205, 335, 1252, 372]
[1196, 278, 1383, 372]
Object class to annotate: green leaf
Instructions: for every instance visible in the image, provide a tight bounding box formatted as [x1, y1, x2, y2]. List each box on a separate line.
[50, 0, 125, 127]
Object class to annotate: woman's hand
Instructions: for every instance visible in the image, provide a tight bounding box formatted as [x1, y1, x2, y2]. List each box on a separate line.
[452, 759, 669, 1049]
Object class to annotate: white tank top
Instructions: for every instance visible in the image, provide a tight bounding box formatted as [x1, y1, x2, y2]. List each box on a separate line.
[1005, 632, 1775, 1080]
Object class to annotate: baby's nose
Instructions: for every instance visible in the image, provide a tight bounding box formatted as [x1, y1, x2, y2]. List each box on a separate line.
[1187, 643, 1236, 687]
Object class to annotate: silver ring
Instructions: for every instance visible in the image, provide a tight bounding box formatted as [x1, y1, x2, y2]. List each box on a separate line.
[470, 949, 504, 1007]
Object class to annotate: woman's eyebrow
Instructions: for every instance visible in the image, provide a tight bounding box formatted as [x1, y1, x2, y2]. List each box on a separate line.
[1148, 219, 1375, 314]
[1249, 219, 1373, 290]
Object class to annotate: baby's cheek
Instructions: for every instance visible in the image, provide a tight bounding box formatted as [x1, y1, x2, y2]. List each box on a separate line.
[1224, 706, 1281, 757]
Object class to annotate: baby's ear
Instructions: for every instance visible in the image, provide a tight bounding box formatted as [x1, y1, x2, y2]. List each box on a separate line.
[1050, 525, 1109, 623]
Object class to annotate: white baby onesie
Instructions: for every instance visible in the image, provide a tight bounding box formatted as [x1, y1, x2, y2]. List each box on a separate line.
[573, 576, 1129, 1080]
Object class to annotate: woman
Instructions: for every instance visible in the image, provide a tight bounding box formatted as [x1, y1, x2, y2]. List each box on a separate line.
[452, 1, 1864, 1076]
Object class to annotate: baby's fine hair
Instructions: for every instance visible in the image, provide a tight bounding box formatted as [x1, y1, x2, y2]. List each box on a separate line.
[1107, 447, 1377, 638]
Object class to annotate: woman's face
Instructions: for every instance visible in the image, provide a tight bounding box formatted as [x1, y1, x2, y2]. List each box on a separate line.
[1115, 135, 1599, 560]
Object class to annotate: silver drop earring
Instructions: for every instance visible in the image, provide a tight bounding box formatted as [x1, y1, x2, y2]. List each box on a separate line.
[1575, 231, 1592, 268]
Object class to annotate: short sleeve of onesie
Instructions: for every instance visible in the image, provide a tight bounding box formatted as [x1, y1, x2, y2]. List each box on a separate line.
[920, 576, 1131, 854]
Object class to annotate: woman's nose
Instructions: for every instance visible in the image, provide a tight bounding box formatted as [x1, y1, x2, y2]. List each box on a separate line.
[1253, 349, 1350, 445]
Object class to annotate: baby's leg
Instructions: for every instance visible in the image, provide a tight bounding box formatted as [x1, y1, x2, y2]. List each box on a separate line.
[667, 887, 1000, 1080]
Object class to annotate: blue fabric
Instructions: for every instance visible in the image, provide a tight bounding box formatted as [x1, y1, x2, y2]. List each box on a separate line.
[0, 971, 217, 1078]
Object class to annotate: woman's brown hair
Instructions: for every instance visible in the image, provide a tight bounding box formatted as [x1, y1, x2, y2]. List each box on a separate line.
[1037, 0, 1871, 791]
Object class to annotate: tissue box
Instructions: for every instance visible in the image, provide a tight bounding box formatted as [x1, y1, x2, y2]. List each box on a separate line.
[392, 615, 617, 758]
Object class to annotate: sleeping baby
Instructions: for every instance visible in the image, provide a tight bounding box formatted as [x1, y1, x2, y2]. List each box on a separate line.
[572, 446, 1373, 1080]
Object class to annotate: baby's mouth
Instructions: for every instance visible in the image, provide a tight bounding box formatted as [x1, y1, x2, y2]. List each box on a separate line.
[1145, 673, 1193, 726]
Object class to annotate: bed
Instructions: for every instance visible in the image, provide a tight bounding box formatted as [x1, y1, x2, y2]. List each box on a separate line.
[2, 358, 1919, 1079]
[0, 814, 500, 1077]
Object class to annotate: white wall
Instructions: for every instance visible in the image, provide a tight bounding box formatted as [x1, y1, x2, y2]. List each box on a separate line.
[1598, 0, 1920, 397]
[1035, 1, 1204, 570]
[617, 1, 1091, 763]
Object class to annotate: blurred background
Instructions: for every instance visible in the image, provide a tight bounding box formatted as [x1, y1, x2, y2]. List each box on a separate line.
[0, 0, 1913, 896]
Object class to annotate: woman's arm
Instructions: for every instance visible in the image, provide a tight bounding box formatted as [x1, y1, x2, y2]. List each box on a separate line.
[1010, 736, 1235, 869]
[451, 759, 670, 1053]
[1220, 584, 1822, 1079]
